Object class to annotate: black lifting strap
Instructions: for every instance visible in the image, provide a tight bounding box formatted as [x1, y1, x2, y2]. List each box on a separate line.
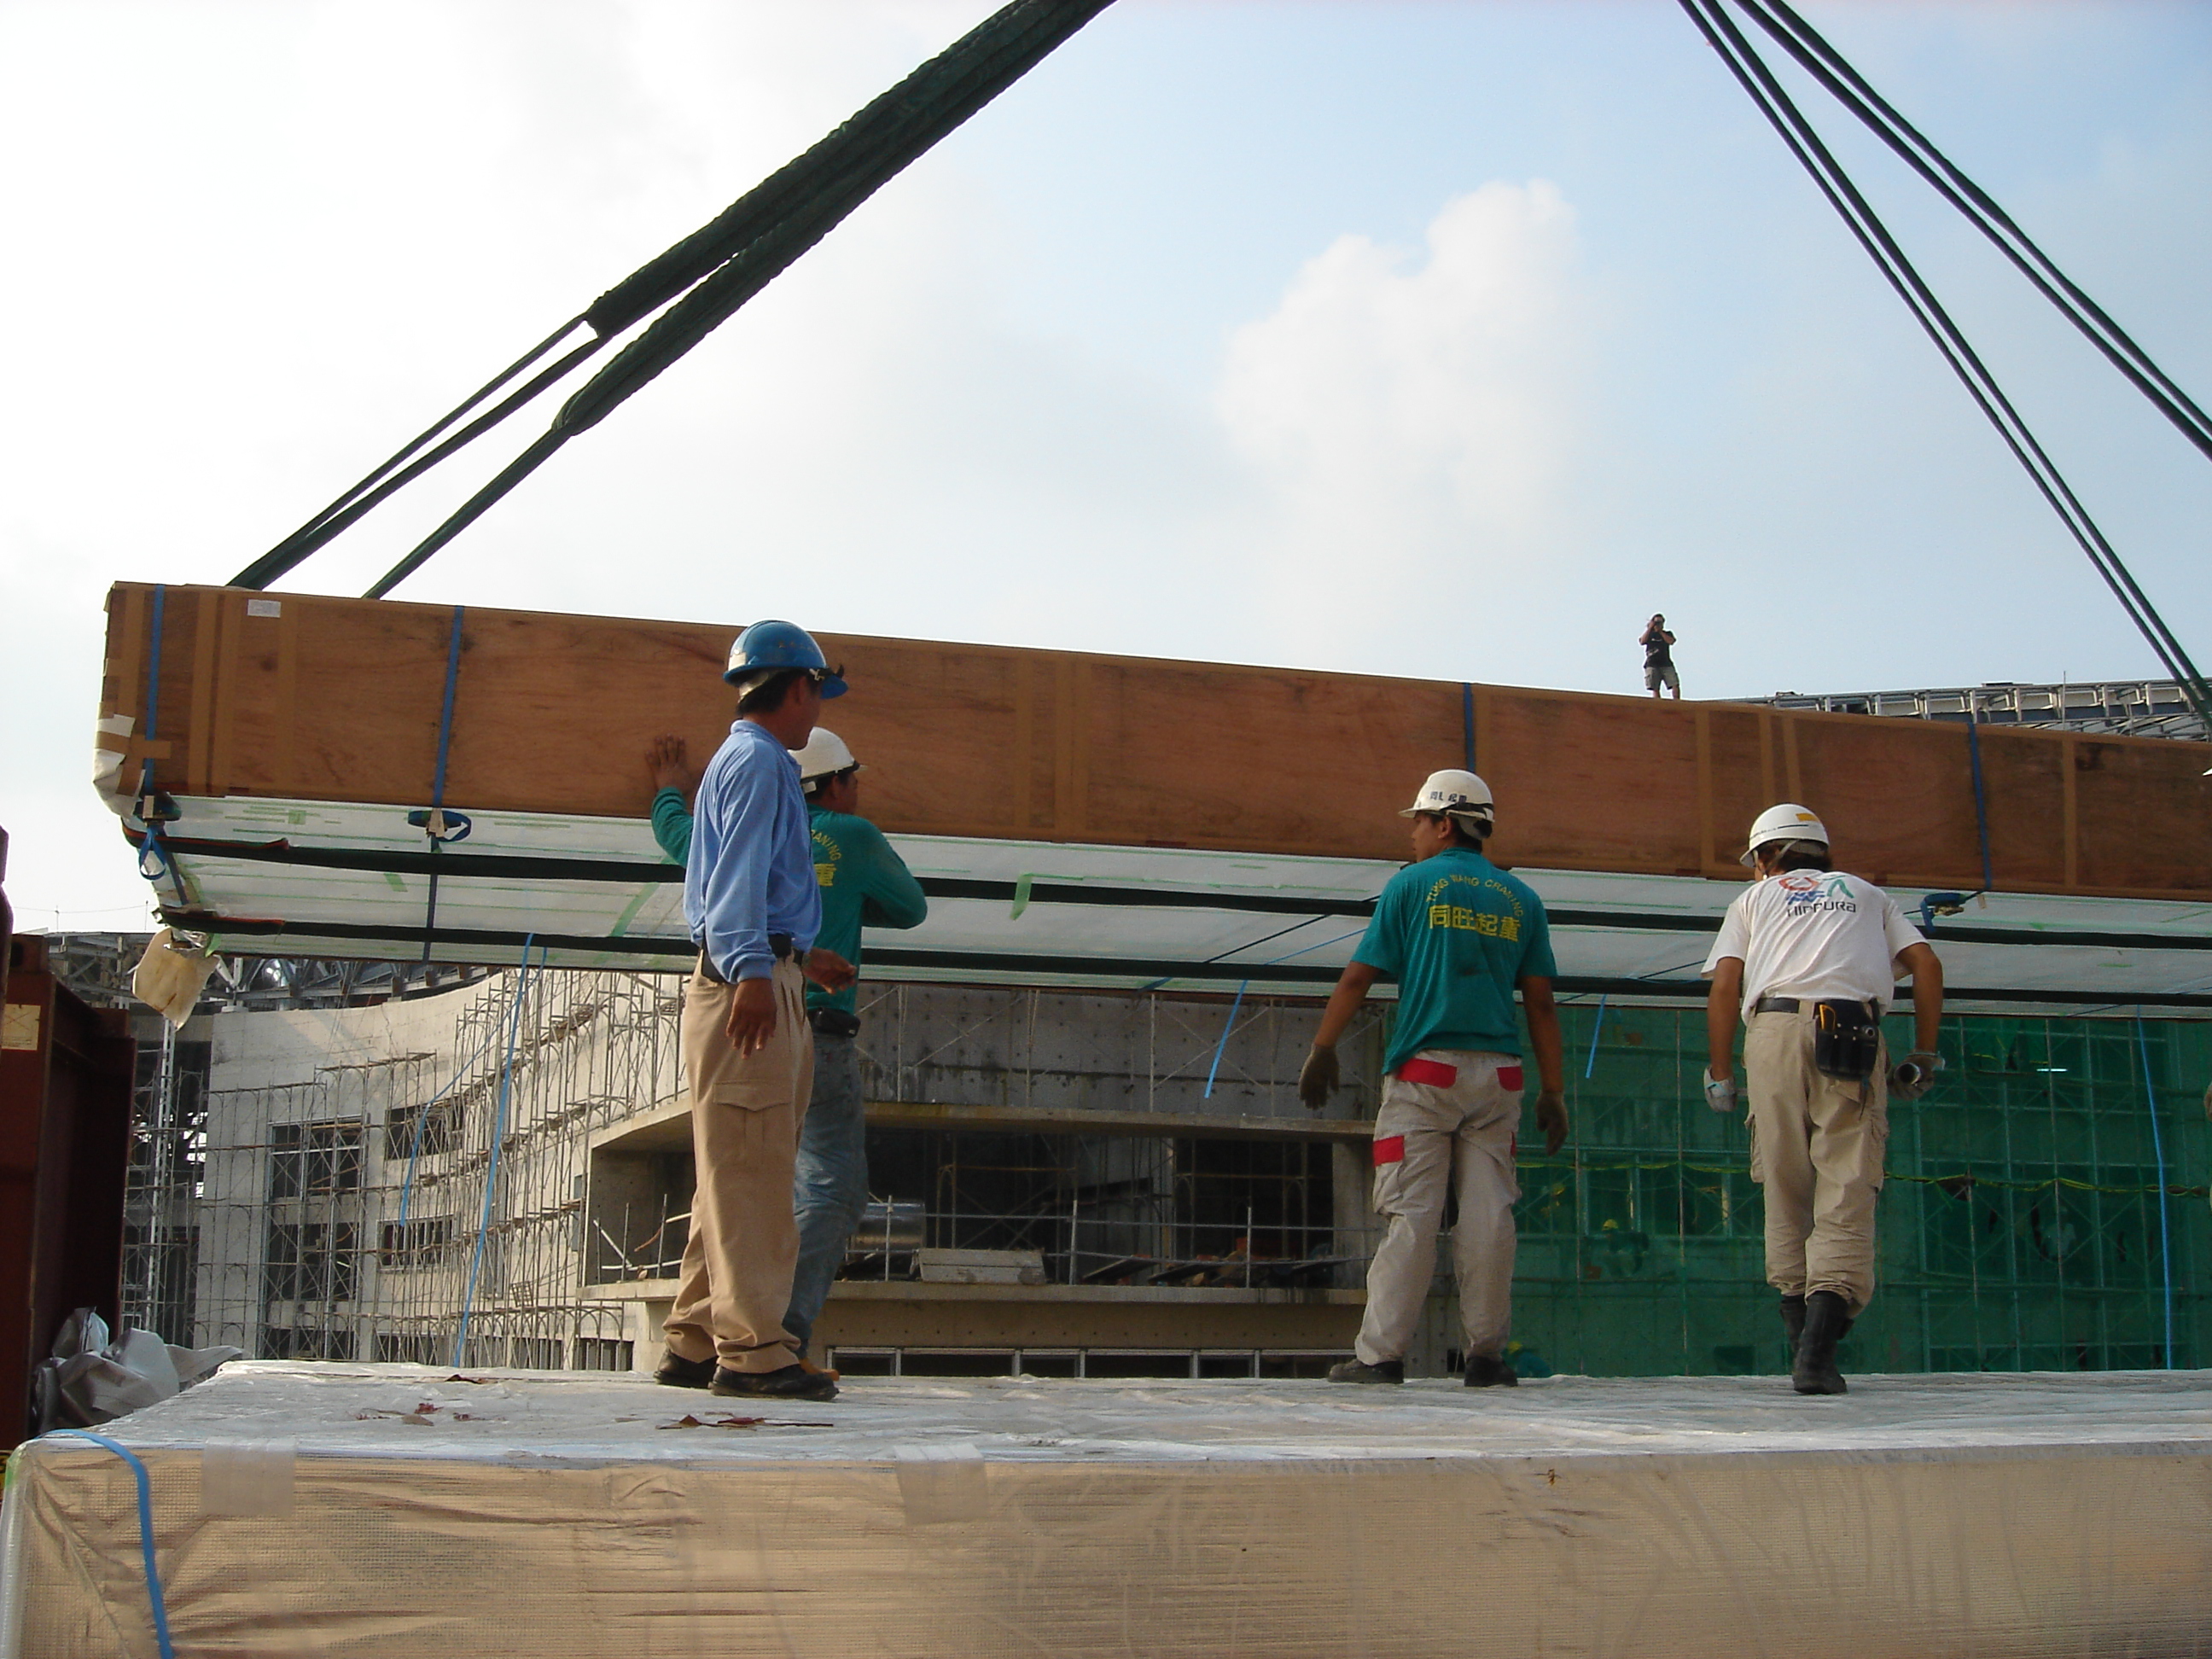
[232, 0, 1116, 597]
[1732, 0, 2212, 471]
[1682, 0, 2212, 731]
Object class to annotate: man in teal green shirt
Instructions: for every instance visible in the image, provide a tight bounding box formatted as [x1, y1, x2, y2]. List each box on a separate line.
[647, 726, 928, 1359]
[1300, 769, 1565, 1387]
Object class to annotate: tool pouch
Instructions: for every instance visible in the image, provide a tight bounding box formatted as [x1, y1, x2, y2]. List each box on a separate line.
[1812, 999, 1881, 1081]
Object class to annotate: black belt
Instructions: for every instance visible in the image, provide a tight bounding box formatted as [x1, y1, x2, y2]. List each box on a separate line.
[1755, 995, 1877, 1016]
[695, 934, 795, 986]
[808, 1007, 860, 1038]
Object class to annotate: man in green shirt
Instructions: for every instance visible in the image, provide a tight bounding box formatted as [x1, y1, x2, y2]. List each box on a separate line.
[1300, 770, 1566, 1386]
[647, 726, 928, 1359]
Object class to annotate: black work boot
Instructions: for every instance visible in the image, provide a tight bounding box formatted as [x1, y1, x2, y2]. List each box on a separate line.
[1462, 1353, 1519, 1388]
[711, 1363, 838, 1402]
[1780, 1294, 1807, 1357]
[1790, 1291, 1851, 1395]
[1326, 1358, 1404, 1385]
[655, 1351, 715, 1389]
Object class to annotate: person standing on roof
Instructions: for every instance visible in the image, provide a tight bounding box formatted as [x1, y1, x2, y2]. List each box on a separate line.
[654, 620, 855, 1404]
[1702, 804, 1946, 1395]
[1641, 614, 1680, 700]
[1298, 770, 1567, 1387]
[645, 725, 928, 1368]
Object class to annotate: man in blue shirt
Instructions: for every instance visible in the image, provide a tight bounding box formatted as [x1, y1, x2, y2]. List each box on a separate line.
[645, 725, 928, 1367]
[656, 621, 854, 1403]
[1300, 770, 1566, 1386]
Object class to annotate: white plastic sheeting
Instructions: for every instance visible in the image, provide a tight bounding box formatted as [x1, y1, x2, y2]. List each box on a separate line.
[6, 1360, 2212, 1655]
[144, 796, 2212, 1010]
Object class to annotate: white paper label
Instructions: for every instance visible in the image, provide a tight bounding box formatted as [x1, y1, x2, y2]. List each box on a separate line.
[245, 598, 282, 618]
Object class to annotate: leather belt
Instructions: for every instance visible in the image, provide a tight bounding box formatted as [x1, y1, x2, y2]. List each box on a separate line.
[808, 1007, 860, 1038]
[695, 934, 795, 986]
[1755, 995, 1876, 1016]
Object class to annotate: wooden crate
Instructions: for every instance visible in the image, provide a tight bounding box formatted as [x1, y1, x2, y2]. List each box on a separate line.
[98, 583, 2212, 900]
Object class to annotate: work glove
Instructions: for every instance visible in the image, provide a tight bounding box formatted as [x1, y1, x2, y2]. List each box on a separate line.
[1298, 1045, 1340, 1112]
[1703, 1071, 1738, 1115]
[1888, 1051, 1943, 1102]
[1534, 1089, 1569, 1156]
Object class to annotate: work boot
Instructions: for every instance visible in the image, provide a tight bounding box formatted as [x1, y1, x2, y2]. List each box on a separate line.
[654, 1351, 715, 1389]
[1791, 1291, 1852, 1395]
[712, 1364, 839, 1402]
[1462, 1353, 1519, 1388]
[1780, 1294, 1807, 1357]
[1326, 1358, 1404, 1385]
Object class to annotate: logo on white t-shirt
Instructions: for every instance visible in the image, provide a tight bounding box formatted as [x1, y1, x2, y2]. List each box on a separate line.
[1775, 871, 1858, 917]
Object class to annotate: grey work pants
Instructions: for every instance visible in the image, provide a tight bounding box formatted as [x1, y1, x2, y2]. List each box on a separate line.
[783, 1029, 865, 1355]
[663, 959, 815, 1373]
[1353, 1050, 1523, 1367]
[1744, 1005, 1889, 1315]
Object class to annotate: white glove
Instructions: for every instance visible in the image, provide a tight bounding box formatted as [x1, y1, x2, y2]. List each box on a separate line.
[1889, 1051, 1944, 1101]
[1703, 1073, 1738, 1114]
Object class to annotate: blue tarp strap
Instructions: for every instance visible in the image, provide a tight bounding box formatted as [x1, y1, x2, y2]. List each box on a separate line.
[40, 1429, 175, 1659]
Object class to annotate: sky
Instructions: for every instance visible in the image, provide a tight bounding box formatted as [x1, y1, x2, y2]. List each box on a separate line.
[3, 0, 2208, 930]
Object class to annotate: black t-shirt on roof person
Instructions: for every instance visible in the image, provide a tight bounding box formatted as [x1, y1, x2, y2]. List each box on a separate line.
[1642, 620, 1674, 669]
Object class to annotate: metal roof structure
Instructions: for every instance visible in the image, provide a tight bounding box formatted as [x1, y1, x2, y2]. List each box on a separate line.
[1760, 679, 2205, 742]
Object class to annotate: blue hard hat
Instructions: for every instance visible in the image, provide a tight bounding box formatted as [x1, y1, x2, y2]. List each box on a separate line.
[724, 620, 847, 698]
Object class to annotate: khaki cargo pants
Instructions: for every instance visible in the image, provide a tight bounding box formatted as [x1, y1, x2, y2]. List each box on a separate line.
[663, 958, 815, 1374]
[1354, 1050, 1523, 1367]
[1744, 1004, 1889, 1315]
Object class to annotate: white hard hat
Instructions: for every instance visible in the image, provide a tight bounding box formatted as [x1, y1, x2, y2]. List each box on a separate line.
[1742, 803, 1830, 866]
[794, 727, 859, 784]
[1399, 769, 1494, 821]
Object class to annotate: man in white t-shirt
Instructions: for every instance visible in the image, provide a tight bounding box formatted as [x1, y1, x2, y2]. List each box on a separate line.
[1702, 804, 1945, 1394]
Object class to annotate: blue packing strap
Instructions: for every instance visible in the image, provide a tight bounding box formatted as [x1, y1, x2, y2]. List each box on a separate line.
[2135, 1013, 2176, 1369]
[430, 604, 466, 809]
[1584, 993, 1608, 1080]
[418, 606, 467, 963]
[40, 1429, 176, 1659]
[1965, 708, 1994, 899]
[453, 935, 538, 1367]
[1202, 980, 1251, 1100]
[1461, 683, 1476, 772]
[394, 990, 517, 1233]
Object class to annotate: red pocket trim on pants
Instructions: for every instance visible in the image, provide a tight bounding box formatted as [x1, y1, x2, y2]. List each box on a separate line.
[1371, 1135, 1406, 1167]
[1497, 1065, 1523, 1090]
[1396, 1057, 1458, 1088]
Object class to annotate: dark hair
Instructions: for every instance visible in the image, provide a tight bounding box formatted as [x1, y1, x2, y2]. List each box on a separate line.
[736, 668, 808, 715]
[1420, 809, 1490, 849]
[1758, 839, 1833, 873]
[802, 765, 859, 803]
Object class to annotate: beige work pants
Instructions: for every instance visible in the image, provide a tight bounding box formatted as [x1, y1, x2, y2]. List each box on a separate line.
[1354, 1050, 1523, 1367]
[1744, 1005, 1889, 1315]
[663, 959, 815, 1373]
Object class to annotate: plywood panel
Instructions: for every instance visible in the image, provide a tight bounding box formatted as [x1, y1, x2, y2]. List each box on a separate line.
[1700, 707, 1770, 876]
[1976, 727, 2069, 892]
[1790, 713, 1976, 888]
[1482, 690, 1703, 876]
[96, 584, 2212, 901]
[2072, 738, 2212, 897]
[1081, 656, 1458, 858]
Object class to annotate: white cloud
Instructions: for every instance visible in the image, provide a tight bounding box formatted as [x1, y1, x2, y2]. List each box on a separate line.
[1214, 181, 1598, 651]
